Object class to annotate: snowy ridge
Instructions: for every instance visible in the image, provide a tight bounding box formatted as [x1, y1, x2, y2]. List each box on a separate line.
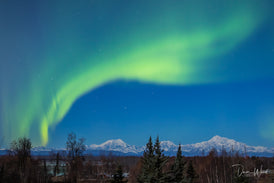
[85, 136, 273, 157]
[181, 135, 273, 156]
[87, 139, 144, 154]
[1, 136, 273, 157]
[160, 141, 178, 152]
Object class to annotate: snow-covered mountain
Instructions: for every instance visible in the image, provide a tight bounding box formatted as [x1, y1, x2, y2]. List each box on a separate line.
[84, 135, 273, 157]
[86, 139, 144, 156]
[1, 136, 273, 157]
[180, 135, 273, 156]
[160, 141, 178, 152]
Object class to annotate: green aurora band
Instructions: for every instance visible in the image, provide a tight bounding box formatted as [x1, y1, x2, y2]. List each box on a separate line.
[0, 0, 273, 145]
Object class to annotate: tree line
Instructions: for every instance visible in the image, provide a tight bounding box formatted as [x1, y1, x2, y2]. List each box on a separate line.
[137, 136, 196, 183]
[0, 134, 274, 183]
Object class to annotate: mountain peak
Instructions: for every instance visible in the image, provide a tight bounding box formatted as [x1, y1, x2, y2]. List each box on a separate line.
[87, 139, 144, 154]
[211, 135, 226, 140]
[101, 139, 127, 147]
[211, 135, 222, 140]
[208, 135, 235, 143]
[161, 140, 175, 145]
[160, 141, 178, 151]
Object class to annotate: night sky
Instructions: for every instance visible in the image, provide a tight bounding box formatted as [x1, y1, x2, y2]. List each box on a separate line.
[0, 0, 274, 147]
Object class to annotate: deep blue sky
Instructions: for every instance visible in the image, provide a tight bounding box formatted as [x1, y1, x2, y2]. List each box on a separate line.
[47, 13, 274, 147]
[0, 0, 274, 148]
[48, 77, 274, 147]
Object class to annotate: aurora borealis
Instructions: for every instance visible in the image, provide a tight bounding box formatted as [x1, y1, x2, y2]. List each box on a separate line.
[0, 0, 274, 146]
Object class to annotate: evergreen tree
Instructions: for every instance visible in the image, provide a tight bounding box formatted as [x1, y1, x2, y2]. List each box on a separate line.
[233, 175, 248, 183]
[170, 144, 185, 183]
[138, 136, 168, 183]
[154, 136, 168, 183]
[111, 165, 127, 183]
[138, 136, 155, 183]
[233, 168, 248, 183]
[185, 160, 195, 183]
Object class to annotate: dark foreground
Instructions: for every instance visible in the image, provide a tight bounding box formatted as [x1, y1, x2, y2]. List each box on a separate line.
[0, 152, 274, 183]
[1, 135, 274, 183]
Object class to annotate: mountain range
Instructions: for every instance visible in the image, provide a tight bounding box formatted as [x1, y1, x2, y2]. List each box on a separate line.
[85, 135, 274, 157]
[1, 135, 273, 157]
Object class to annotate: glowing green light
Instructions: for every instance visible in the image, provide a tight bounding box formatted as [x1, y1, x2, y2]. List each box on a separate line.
[0, 0, 270, 145]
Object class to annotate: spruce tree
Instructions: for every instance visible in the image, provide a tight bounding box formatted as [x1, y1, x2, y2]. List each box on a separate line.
[138, 136, 155, 183]
[170, 144, 185, 183]
[185, 160, 195, 183]
[233, 175, 248, 183]
[154, 136, 168, 183]
[112, 165, 127, 183]
[138, 136, 168, 183]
